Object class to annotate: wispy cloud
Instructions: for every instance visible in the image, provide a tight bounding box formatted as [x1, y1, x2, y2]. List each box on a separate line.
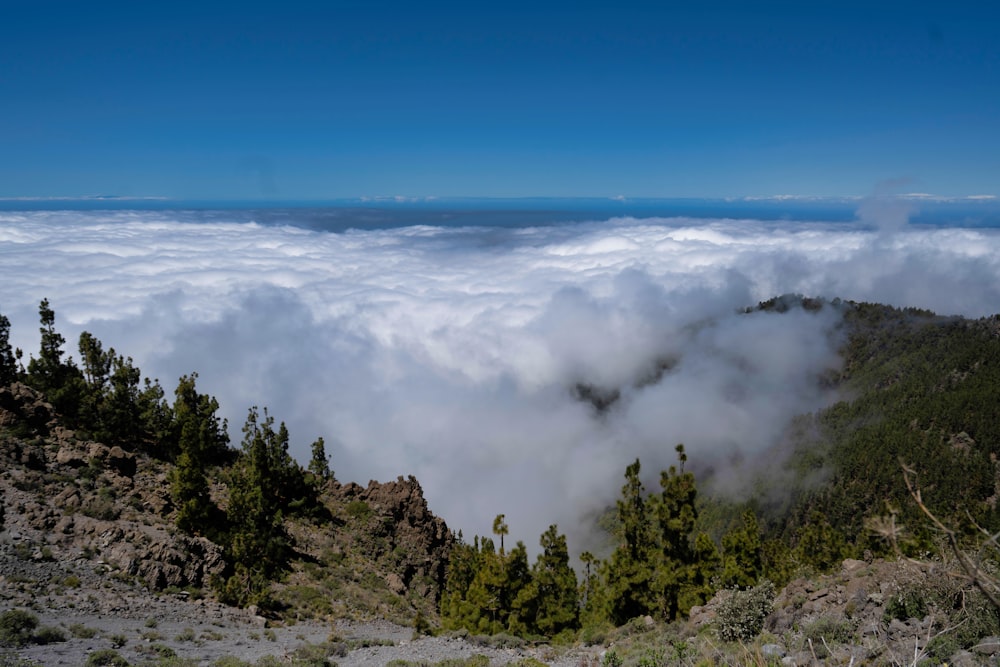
[1, 209, 999, 551]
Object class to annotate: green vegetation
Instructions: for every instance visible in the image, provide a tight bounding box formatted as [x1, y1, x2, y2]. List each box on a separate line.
[715, 580, 775, 642]
[4, 295, 1000, 655]
[169, 373, 229, 538]
[0, 610, 38, 647]
[84, 649, 129, 667]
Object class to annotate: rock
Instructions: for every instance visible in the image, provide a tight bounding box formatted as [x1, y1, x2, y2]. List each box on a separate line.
[950, 649, 982, 667]
[328, 475, 453, 598]
[974, 636, 1000, 655]
[386, 573, 406, 594]
[761, 643, 786, 658]
[56, 446, 88, 468]
[0, 383, 53, 433]
[887, 618, 909, 638]
[53, 515, 75, 535]
[53, 487, 81, 510]
[106, 446, 137, 478]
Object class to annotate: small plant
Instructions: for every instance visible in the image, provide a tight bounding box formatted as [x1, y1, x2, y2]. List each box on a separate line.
[109, 633, 127, 649]
[139, 643, 176, 658]
[69, 623, 98, 639]
[637, 647, 665, 667]
[62, 575, 82, 588]
[290, 642, 342, 667]
[716, 580, 776, 642]
[263, 628, 276, 642]
[601, 649, 623, 667]
[31, 626, 66, 644]
[144, 618, 158, 628]
[0, 610, 38, 647]
[175, 627, 196, 642]
[212, 658, 253, 667]
[412, 610, 433, 637]
[883, 587, 927, 623]
[802, 616, 854, 658]
[84, 649, 129, 667]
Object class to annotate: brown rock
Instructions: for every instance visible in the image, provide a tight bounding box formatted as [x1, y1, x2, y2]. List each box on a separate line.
[0, 383, 53, 433]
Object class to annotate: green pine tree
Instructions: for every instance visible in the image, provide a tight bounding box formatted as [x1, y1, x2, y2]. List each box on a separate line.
[26, 299, 85, 419]
[720, 509, 764, 589]
[219, 406, 293, 606]
[518, 525, 579, 637]
[169, 374, 228, 537]
[606, 458, 658, 624]
[654, 444, 698, 621]
[0, 311, 18, 386]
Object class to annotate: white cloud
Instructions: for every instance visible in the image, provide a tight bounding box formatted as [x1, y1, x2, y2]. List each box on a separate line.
[1, 209, 999, 553]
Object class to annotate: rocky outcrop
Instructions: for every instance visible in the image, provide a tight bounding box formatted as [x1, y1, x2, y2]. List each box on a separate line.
[687, 558, 997, 666]
[0, 383, 53, 434]
[330, 475, 453, 600]
[0, 406, 218, 592]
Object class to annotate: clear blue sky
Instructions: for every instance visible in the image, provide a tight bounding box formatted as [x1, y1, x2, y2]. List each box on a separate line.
[2, 1, 998, 200]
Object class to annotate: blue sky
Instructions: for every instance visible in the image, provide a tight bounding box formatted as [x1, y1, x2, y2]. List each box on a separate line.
[2, 1, 998, 200]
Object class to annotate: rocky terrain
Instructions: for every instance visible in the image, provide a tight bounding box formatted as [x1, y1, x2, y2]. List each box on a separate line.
[5, 381, 1000, 666]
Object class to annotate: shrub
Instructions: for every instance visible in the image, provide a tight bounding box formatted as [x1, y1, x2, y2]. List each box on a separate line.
[84, 649, 129, 667]
[213, 659, 253, 667]
[0, 610, 38, 647]
[716, 580, 776, 642]
[883, 587, 927, 622]
[31, 626, 66, 644]
[69, 623, 98, 639]
[802, 616, 854, 657]
[601, 649, 623, 667]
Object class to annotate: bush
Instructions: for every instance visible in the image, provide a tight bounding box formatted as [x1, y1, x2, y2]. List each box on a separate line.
[31, 626, 66, 645]
[69, 623, 98, 639]
[84, 649, 129, 667]
[883, 587, 927, 622]
[212, 659, 253, 667]
[716, 580, 776, 642]
[802, 616, 854, 657]
[601, 649, 623, 667]
[0, 610, 38, 647]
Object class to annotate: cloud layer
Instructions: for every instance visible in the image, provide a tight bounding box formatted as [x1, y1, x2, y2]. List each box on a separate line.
[2, 209, 999, 552]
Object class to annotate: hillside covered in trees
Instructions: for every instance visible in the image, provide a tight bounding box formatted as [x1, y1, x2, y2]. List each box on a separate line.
[2, 294, 1000, 661]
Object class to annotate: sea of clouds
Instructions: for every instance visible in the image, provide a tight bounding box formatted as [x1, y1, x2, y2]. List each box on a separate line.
[1, 207, 999, 553]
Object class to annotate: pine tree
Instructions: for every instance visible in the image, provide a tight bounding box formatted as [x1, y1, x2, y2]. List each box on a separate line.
[137, 377, 173, 453]
[655, 444, 698, 621]
[75, 332, 144, 445]
[793, 509, 847, 572]
[308, 436, 332, 480]
[720, 509, 764, 589]
[578, 550, 606, 627]
[169, 374, 228, 537]
[440, 536, 481, 631]
[606, 458, 658, 624]
[219, 406, 293, 606]
[493, 514, 509, 555]
[26, 299, 84, 418]
[516, 525, 579, 637]
[687, 531, 721, 609]
[0, 311, 17, 386]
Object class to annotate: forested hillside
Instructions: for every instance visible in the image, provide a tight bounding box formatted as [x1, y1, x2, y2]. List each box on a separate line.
[2, 295, 1000, 653]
